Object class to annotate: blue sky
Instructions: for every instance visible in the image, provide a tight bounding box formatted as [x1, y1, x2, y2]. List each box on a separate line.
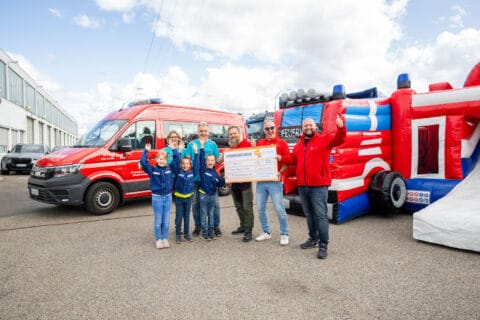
[2, 0, 480, 133]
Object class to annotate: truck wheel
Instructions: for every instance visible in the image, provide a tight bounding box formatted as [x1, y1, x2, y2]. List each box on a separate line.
[1, 170, 9, 175]
[85, 182, 120, 215]
[369, 170, 406, 214]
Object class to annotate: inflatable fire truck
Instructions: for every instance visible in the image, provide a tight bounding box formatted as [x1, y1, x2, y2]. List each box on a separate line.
[275, 62, 480, 224]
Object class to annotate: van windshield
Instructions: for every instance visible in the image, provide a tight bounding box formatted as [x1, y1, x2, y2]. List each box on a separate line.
[74, 120, 127, 147]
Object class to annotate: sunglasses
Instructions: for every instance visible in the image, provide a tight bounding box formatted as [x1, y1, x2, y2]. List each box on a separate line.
[264, 126, 275, 131]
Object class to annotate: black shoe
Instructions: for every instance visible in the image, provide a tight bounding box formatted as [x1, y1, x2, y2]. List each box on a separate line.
[192, 226, 201, 237]
[317, 243, 328, 259]
[300, 238, 318, 249]
[214, 226, 222, 237]
[242, 232, 252, 242]
[231, 227, 245, 235]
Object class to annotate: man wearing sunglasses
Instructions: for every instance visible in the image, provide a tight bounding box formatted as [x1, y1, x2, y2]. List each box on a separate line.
[292, 116, 346, 259]
[252, 121, 292, 246]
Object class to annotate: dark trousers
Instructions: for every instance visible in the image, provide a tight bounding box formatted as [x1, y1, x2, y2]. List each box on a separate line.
[231, 183, 254, 232]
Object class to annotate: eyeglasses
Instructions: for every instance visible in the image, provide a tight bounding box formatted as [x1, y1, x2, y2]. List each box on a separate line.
[264, 126, 275, 131]
[169, 136, 179, 139]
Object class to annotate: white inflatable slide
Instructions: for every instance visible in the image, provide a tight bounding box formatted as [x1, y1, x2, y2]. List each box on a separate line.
[413, 161, 480, 252]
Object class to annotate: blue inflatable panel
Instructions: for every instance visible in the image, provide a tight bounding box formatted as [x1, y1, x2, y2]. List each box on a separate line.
[281, 103, 324, 127]
[345, 104, 390, 115]
[346, 87, 378, 99]
[345, 114, 391, 131]
[403, 178, 460, 212]
[336, 192, 371, 224]
[462, 141, 480, 177]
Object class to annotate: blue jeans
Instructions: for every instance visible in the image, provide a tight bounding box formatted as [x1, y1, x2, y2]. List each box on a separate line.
[256, 181, 289, 235]
[298, 186, 329, 244]
[152, 193, 172, 240]
[192, 182, 220, 227]
[175, 196, 192, 236]
[199, 193, 216, 235]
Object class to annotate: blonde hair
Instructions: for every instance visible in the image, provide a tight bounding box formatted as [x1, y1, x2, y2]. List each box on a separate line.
[155, 150, 168, 161]
[167, 130, 180, 140]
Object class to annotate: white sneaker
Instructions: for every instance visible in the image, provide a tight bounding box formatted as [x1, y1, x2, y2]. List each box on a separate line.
[163, 239, 170, 248]
[255, 232, 271, 242]
[156, 240, 164, 249]
[280, 235, 289, 246]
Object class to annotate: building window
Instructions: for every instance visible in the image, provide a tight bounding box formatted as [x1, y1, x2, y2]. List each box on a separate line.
[8, 69, 23, 106]
[26, 83, 35, 113]
[0, 61, 6, 99]
[36, 92, 45, 118]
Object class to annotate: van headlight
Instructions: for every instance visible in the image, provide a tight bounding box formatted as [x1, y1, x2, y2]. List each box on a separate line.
[53, 164, 83, 178]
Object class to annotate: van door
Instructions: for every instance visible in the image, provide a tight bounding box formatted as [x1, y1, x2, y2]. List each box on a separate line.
[116, 120, 156, 197]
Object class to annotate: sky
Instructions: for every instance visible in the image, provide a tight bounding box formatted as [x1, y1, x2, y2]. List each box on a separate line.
[1, 0, 480, 134]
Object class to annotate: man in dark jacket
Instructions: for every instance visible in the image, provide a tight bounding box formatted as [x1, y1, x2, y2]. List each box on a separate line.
[292, 116, 346, 259]
[227, 125, 254, 242]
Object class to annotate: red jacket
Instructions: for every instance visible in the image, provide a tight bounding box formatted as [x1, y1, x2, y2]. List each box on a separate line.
[257, 136, 292, 171]
[292, 126, 346, 186]
[230, 139, 251, 149]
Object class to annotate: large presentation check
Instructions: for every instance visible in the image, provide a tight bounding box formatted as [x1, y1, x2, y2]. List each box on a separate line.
[223, 146, 278, 183]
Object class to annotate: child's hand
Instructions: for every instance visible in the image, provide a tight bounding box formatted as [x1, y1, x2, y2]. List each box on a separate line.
[145, 143, 151, 150]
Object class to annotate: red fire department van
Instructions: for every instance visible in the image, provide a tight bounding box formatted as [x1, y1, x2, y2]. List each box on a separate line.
[28, 99, 246, 215]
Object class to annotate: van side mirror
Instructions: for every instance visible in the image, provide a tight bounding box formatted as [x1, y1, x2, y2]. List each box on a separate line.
[116, 137, 132, 152]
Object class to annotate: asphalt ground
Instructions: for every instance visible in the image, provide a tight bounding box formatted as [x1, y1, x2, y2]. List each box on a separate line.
[0, 178, 479, 319]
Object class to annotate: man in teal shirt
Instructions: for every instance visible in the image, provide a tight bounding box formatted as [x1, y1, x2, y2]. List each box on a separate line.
[182, 122, 222, 237]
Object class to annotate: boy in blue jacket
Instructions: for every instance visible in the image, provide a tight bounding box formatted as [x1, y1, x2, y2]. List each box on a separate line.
[140, 142, 174, 249]
[193, 143, 225, 241]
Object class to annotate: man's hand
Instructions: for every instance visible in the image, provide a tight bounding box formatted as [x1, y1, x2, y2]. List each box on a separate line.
[336, 114, 344, 128]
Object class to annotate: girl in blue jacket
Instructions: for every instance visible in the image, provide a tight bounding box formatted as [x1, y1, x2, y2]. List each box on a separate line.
[193, 143, 225, 241]
[140, 142, 174, 249]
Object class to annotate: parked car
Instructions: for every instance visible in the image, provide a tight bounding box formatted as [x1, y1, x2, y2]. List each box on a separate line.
[1, 144, 50, 175]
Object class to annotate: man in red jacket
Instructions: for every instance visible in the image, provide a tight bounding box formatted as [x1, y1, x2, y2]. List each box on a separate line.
[292, 116, 346, 259]
[253, 120, 292, 246]
[227, 125, 254, 242]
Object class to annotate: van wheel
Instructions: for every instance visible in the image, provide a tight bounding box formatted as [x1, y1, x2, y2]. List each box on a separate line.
[369, 171, 406, 214]
[218, 172, 230, 196]
[85, 182, 120, 215]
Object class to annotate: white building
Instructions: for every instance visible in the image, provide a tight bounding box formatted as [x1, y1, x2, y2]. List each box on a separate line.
[0, 49, 78, 155]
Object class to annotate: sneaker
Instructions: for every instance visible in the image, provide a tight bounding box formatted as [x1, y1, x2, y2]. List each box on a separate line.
[317, 243, 328, 259]
[280, 235, 289, 246]
[300, 238, 318, 249]
[231, 227, 245, 235]
[163, 239, 170, 248]
[255, 232, 271, 242]
[242, 232, 252, 242]
[156, 240, 164, 249]
[184, 234, 193, 242]
[201, 234, 211, 241]
[209, 232, 217, 240]
[175, 235, 182, 244]
[192, 226, 201, 237]
[214, 226, 223, 237]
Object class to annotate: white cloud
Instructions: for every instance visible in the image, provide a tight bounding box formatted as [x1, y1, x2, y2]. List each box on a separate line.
[74, 15, 102, 29]
[449, 5, 466, 28]
[192, 51, 215, 62]
[49, 8, 62, 18]
[122, 11, 135, 23]
[96, 0, 138, 11]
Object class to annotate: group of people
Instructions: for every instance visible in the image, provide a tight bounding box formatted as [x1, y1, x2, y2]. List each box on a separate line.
[140, 115, 345, 259]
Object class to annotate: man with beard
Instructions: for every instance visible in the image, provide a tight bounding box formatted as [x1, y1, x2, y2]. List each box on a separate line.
[292, 116, 346, 259]
[227, 125, 254, 242]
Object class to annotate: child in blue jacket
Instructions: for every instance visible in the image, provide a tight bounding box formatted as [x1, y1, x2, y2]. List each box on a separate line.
[140, 142, 174, 249]
[171, 149, 195, 244]
[193, 143, 225, 241]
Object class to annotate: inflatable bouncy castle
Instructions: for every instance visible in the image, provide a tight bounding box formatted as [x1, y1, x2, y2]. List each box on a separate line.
[275, 62, 480, 240]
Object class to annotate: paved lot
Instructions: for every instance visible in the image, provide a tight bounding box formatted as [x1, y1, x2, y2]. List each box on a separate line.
[0, 175, 479, 320]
